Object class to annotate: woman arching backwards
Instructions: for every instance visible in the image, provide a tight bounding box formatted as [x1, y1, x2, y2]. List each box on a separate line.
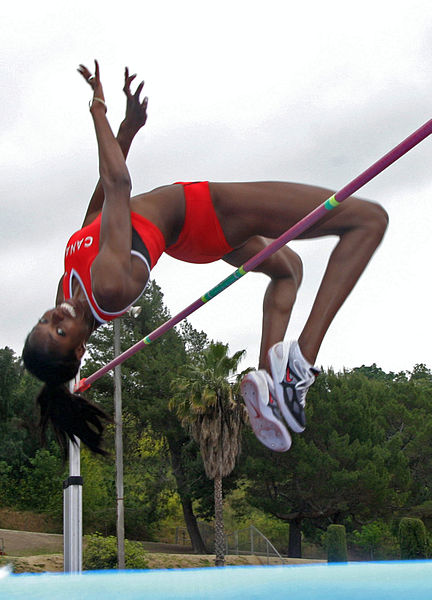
[23, 61, 388, 455]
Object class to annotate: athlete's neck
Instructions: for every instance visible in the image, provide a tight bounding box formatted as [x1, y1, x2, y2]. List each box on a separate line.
[71, 279, 99, 334]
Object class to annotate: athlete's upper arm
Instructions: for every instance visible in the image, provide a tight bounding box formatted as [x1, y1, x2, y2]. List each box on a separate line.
[81, 210, 101, 229]
[89, 183, 145, 311]
[91, 245, 149, 313]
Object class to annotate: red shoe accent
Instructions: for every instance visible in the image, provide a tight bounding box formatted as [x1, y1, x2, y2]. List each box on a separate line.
[251, 405, 261, 418]
[285, 367, 293, 382]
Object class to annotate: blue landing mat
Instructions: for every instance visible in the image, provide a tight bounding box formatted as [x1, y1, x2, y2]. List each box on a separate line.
[1, 561, 432, 599]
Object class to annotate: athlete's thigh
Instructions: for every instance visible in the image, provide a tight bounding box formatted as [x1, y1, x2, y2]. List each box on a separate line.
[214, 181, 373, 243]
[223, 235, 302, 280]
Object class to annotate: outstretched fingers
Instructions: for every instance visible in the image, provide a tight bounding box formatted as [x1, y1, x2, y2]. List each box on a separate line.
[123, 67, 137, 96]
[134, 80, 145, 98]
[123, 66, 146, 102]
[78, 60, 105, 108]
[78, 60, 100, 89]
[77, 64, 93, 85]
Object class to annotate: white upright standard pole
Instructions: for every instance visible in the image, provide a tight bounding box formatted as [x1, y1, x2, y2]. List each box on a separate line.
[63, 376, 83, 573]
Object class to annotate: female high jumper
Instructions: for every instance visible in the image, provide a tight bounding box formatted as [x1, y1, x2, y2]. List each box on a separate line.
[23, 61, 388, 455]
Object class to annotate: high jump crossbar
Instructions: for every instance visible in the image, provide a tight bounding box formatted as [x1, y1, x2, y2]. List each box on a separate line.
[76, 118, 432, 393]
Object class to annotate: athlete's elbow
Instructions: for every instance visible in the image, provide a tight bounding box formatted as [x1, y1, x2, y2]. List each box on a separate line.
[93, 281, 127, 311]
[101, 169, 132, 194]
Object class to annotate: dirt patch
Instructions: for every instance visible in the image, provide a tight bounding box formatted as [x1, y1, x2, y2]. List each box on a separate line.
[143, 553, 288, 570]
[0, 529, 63, 556]
[0, 530, 199, 558]
[1, 554, 64, 574]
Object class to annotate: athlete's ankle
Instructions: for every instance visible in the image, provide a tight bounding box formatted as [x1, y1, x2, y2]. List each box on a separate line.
[296, 338, 317, 366]
[259, 340, 284, 373]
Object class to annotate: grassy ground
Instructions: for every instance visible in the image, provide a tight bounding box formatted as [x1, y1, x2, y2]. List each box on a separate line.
[0, 529, 324, 573]
[1, 553, 319, 574]
[0, 552, 324, 574]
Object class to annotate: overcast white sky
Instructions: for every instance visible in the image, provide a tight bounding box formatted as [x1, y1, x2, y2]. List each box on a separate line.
[1, 0, 431, 375]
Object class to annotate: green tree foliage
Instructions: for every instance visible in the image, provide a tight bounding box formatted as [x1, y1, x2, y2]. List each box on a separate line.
[326, 524, 348, 562]
[80, 448, 116, 535]
[17, 447, 65, 519]
[0, 282, 210, 546]
[0, 347, 64, 520]
[120, 420, 181, 540]
[0, 348, 41, 468]
[0, 347, 19, 421]
[80, 281, 214, 547]
[170, 342, 246, 566]
[353, 521, 397, 560]
[239, 366, 432, 557]
[2, 289, 431, 566]
[0, 461, 14, 506]
[399, 517, 427, 559]
[224, 484, 290, 552]
[409, 364, 432, 382]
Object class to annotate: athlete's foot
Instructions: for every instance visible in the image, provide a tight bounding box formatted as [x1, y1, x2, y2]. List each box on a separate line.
[240, 370, 291, 452]
[268, 340, 320, 433]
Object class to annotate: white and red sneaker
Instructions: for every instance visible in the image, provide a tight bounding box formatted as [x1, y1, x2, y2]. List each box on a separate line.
[240, 369, 291, 452]
[268, 341, 320, 433]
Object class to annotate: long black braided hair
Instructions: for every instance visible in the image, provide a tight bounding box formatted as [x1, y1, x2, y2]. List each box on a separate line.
[22, 333, 109, 456]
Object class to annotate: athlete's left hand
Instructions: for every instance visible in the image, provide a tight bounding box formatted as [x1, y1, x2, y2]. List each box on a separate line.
[122, 67, 148, 133]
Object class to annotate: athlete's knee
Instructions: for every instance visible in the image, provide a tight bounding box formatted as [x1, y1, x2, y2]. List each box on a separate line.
[363, 201, 389, 242]
[347, 198, 389, 240]
[258, 246, 303, 288]
[286, 249, 303, 288]
[374, 203, 389, 235]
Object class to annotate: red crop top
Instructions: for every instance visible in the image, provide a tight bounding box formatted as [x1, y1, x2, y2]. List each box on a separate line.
[63, 212, 165, 323]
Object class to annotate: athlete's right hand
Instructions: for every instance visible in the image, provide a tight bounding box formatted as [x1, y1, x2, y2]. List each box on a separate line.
[77, 60, 106, 112]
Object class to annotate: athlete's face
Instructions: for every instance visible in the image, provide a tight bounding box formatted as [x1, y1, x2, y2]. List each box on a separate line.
[31, 300, 89, 359]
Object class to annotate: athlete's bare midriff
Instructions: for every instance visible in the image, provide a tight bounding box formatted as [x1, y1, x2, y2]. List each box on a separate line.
[129, 184, 186, 247]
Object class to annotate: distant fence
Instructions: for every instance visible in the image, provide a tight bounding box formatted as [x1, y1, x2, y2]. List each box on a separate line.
[175, 522, 214, 550]
[225, 525, 286, 565]
[175, 523, 286, 565]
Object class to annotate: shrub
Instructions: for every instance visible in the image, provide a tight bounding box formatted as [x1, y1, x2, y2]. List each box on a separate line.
[398, 517, 427, 559]
[83, 533, 149, 570]
[325, 524, 348, 562]
[352, 521, 398, 560]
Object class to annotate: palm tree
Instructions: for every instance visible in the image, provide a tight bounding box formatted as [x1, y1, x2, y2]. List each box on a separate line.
[170, 342, 246, 566]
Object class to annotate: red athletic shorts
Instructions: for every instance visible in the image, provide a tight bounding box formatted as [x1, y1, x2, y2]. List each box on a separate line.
[165, 182, 233, 263]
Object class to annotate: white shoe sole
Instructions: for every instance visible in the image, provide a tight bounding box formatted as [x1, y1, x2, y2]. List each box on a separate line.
[268, 341, 305, 433]
[241, 373, 291, 452]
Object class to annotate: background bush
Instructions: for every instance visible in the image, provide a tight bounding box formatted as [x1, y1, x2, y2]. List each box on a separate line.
[83, 533, 149, 570]
[352, 520, 398, 560]
[399, 517, 427, 559]
[325, 524, 348, 562]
